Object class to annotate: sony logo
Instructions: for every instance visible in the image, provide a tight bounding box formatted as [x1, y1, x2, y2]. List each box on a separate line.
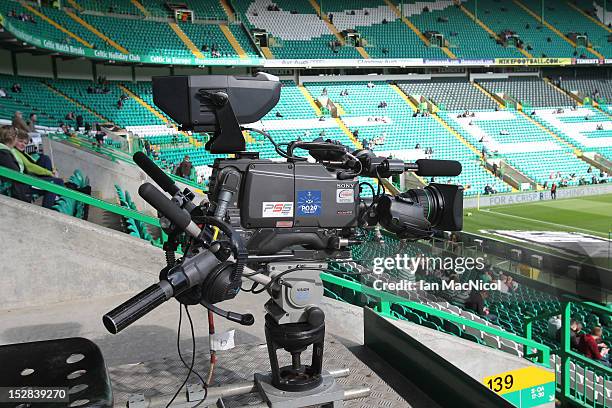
[336, 183, 354, 189]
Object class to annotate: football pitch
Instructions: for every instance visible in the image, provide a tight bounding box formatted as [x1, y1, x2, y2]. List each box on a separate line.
[463, 193, 612, 267]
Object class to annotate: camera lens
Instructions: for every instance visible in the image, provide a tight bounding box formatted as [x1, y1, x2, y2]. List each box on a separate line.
[403, 186, 445, 228]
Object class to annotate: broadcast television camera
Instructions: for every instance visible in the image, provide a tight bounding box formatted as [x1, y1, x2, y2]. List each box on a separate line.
[103, 73, 464, 402]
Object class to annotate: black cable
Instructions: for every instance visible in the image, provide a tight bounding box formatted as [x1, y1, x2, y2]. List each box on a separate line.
[185, 306, 208, 408]
[359, 181, 376, 198]
[166, 305, 208, 408]
[243, 127, 307, 161]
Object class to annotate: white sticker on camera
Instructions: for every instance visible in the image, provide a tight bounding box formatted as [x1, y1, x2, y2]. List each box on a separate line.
[336, 188, 354, 203]
[262, 202, 293, 218]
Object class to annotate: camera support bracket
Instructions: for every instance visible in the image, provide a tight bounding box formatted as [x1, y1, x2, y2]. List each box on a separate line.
[196, 90, 246, 154]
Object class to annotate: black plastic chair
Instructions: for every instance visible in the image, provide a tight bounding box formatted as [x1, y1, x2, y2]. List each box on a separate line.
[0, 337, 113, 407]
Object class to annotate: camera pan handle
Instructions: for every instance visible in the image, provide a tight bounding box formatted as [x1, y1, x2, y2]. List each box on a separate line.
[102, 281, 172, 334]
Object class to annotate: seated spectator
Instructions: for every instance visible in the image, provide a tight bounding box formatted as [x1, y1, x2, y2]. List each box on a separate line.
[275, 111, 283, 118]
[174, 155, 192, 179]
[12, 83, 22, 93]
[65, 111, 76, 121]
[367, 82, 375, 88]
[441, 273, 470, 304]
[13, 130, 64, 209]
[94, 127, 105, 147]
[0, 88, 7, 98]
[484, 184, 496, 195]
[14, 130, 54, 173]
[502, 275, 518, 292]
[556, 319, 582, 350]
[578, 327, 610, 367]
[465, 290, 497, 322]
[0, 126, 31, 202]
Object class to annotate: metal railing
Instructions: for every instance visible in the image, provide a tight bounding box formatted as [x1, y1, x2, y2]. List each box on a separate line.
[320, 272, 552, 366]
[559, 299, 612, 407]
[0, 166, 161, 230]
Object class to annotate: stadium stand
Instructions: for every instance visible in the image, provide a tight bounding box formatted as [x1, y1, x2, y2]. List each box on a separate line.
[558, 77, 612, 104]
[80, 14, 193, 58]
[0, 1, 258, 60]
[231, 0, 363, 59]
[76, 0, 143, 16]
[532, 106, 612, 161]
[303, 81, 511, 195]
[441, 109, 602, 186]
[398, 79, 498, 110]
[0, 75, 100, 128]
[520, 0, 611, 57]
[477, 77, 576, 107]
[463, 0, 580, 58]
[406, 1, 524, 58]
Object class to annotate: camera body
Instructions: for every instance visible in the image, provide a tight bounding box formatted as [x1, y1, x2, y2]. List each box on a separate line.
[206, 154, 360, 259]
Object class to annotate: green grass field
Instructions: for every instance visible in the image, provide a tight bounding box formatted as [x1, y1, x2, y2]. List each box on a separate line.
[463, 194, 612, 267]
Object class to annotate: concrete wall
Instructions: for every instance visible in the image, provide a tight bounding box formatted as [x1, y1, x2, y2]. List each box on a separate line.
[134, 66, 171, 82]
[0, 194, 164, 310]
[15, 53, 53, 77]
[0, 49, 13, 75]
[96, 64, 132, 81]
[57, 58, 94, 80]
[44, 137, 154, 211]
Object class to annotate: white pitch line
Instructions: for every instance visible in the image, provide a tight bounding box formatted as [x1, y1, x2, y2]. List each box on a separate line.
[480, 209, 609, 238]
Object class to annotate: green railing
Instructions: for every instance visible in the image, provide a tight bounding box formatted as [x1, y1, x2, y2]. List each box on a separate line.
[0, 166, 160, 229]
[320, 272, 552, 366]
[559, 298, 612, 408]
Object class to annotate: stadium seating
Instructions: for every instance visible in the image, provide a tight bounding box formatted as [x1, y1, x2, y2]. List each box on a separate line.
[532, 107, 612, 162]
[521, 0, 611, 57]
[114, 184, 158, 243]
[77, 0, 142, 16]
[0, 75, 100, 128]
[180, 22, 259, 58]
[477, 77, 575, 107]
[442, 109, 598, 186]
[406, 1, 524, 59]
[327, 233, 612, 404]
[49, 79, 160, 127]
[356, 19, 446, 59]
[80, 14, 192, 58]
[0, 2, 257, 60]
[304, 81, 510, 195]
[231, 0, 363, 59]
[558, 77, 612, 103]
[398, 79, 498, 110]
[463, 0, 579, 58]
